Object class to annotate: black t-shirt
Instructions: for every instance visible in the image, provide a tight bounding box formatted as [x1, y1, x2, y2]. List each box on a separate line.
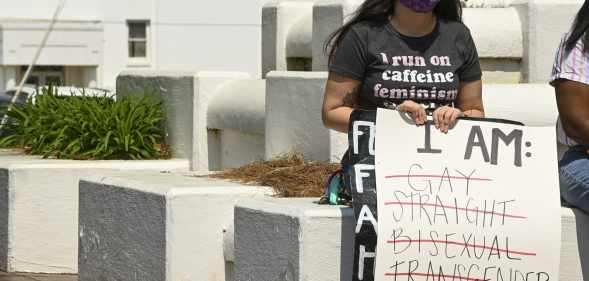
[329, 19, 482, 111]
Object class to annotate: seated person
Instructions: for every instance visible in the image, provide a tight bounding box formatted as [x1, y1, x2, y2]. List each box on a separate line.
[551, 1, 589, 213]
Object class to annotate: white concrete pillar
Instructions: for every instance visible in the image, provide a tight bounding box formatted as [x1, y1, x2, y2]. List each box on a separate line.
[116, 70, 250, 171]
[193, 72, 251, 171]
[265, 71, 347, 162]
[262, 1, 314, 77]
[207, 79, 266, 170]
[514, 0, 583, 83]
[235, 198, 355, 281]
[117, 71, 196, 165]
[79, 173, 271, 281]
[312, 0, 361, 72]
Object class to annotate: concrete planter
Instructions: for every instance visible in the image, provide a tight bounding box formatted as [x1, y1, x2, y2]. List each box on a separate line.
[78, 173, 272, 281]
[265, 71, 347, 163]
[117, 71, 268, 170]
[0, 156, 189, 274]
[235, 198, 354, 281]
[234, 198, 589, 281]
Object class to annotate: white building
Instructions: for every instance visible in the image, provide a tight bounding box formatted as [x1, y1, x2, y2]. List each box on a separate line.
[0, 0, 277, 93]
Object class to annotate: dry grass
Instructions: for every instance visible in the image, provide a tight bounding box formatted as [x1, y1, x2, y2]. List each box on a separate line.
[210, 153, 340, 197]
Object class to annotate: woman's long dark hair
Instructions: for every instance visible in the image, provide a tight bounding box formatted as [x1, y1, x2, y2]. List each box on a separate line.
[565, 0, 589, 54]
[325, 0, 463, 61]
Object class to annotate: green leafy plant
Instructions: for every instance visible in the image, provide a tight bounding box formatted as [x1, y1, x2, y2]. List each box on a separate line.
[0, 87, 169, 160]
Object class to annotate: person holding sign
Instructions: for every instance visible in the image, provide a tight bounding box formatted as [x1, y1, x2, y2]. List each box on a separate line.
[320, 0, 485, 280]
[551, 1, 589, 214]
[321, 0, 485, 135]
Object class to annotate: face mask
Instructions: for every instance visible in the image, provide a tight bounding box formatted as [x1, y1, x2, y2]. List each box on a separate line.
[398, 0, 441, 13]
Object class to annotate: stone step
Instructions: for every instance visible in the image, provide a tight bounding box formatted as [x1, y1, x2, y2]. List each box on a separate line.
[0, 157, 189, 274]
[78, 173, 271, 281]
[234, 198, 589, 281]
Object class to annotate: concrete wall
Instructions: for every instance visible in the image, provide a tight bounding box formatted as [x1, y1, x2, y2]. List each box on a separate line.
[235, 198, 355, 281]
[464, 8, 523, 83]
[262, 1, 314, 77]
[482, 83, 558, 126]
[234, 198, 589, 281]
[101, 0, 317, 88]
[310, 3, 525, 82]
[117, 71, 196, 161]
[207, 129, 265, 170]
[117, 70, 562, 168]
[78, 173, 271, 281]
[117, 70, 269, 171]
[0, 20, 103, 67]
[207, 79, 266, 169]
[0, 157, 189, 273]
[0, 0, 101, 20]
[260, 0, 584, 84]
[265, 73, 560, 162]
[265, 71, 347, 162]
[99, 0, 272, 88]
[0, 0, 312, 90]
[514, 0, 583, 83]
[2, 0, 581, 89]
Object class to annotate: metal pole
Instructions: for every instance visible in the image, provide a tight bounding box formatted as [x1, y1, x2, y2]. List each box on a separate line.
[0, 0, 67, 131]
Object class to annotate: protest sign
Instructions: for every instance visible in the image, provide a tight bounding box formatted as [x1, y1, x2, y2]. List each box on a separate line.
[347, 108, 561, 281]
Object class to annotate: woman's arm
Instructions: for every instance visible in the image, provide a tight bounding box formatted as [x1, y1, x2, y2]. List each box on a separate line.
[456, 80, 485, 118]
[433, 80, 485, 133]
[555, 80, 589, 144]
[322, 72, 428, 133]
[322, 72, 361, 133]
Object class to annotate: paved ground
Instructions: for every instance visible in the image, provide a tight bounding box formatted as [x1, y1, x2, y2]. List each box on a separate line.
[0, 272, 77, 281]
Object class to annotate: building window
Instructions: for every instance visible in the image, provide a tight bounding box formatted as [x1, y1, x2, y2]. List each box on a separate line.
[128, 21, 149, 59]
[22, 66, 65, 87]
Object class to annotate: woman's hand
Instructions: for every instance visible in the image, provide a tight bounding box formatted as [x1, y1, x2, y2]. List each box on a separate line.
[433, 106, 462, 134]
[397, 100, 426, 125]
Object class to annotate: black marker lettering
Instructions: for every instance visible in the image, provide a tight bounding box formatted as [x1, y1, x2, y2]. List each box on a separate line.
[491, 128, 523, 167]
[408, 260, 419, 281]
[464, 126, 490, 162]
[418, 121, 442, 154]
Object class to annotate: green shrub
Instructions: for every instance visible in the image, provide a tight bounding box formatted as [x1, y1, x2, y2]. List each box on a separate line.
[0, 87, 169, 160]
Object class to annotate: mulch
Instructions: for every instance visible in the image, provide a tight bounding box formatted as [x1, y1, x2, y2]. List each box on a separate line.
[209, 153, 340, 197]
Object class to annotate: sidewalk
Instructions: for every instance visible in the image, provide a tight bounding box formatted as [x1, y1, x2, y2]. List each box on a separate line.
[0, 272, 76, 281]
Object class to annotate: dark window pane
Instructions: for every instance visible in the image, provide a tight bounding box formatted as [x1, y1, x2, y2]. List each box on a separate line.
[287, 57, 313, 71]
[129, 42, 146, 58]
[26, 76, 39, 86]
[45, 76, 63, 86]
[129, 22, 146, 39]
[24, 66, 64, 72]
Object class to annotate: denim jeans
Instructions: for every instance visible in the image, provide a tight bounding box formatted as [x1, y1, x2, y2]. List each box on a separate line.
[560, 146, 589, 213]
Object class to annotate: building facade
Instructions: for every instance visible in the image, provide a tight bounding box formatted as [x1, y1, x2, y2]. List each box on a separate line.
[0, 0, 275, 93]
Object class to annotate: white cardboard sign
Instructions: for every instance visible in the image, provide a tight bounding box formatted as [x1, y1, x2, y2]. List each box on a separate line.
[374, 108, 561, 281]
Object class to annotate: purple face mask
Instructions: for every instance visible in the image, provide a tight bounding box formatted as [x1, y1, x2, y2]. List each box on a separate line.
[399, 0, 441, 13]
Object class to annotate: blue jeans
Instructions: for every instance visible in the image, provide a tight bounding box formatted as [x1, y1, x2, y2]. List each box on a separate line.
[560, 146, 589, 213]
